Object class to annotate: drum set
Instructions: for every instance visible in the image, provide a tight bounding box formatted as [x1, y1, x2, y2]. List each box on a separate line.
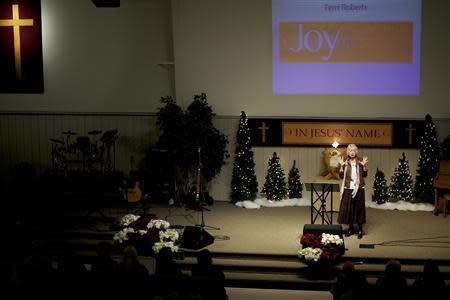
[49, 129, 119, 172]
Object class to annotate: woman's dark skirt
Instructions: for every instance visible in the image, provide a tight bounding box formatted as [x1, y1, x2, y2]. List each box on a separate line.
[338, 188, 366, 225]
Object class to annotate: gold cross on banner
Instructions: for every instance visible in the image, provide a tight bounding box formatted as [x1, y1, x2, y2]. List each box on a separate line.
[258, 122, 270, 143]
[405, 123, 416, 145]
[0, 4, 34, 80]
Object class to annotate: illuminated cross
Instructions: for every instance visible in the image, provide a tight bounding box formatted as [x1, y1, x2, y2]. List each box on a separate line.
[258, 122, 270, 143]
[0, 4, 34, 80]
[405, 123, 416, 145]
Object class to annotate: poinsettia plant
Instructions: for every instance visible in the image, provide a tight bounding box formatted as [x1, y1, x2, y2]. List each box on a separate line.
[113, 214, 180, 255]
[298, 232, 345, 264]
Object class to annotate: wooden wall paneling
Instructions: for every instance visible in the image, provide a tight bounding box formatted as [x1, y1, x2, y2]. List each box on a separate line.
[212, 117, 236, 201]
[0, 114, 434, 203]
[0, 116, 12, 175]
[10, 115, 19, 170]
[29, 115, 39, 168]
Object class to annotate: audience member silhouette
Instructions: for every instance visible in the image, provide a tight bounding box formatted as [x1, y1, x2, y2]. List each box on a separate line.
[154, 246, 183, 277]
[55, 246, 88, 294]
[91, 241, 119, 273]
[89, 241, 120, 295]
[16, 240, 54, 296]
[331, 261, 369, 300]
[189, 249, 227, 300]
[118, 245, 150, 290]
[150, 247, 188, 299]
[375, 259, 407, 300]
[191, 249, 225, 282]
[411, 259, 446, 300]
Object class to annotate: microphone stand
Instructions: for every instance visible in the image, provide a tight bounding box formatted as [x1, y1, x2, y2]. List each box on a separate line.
[195, 147, 220, 230]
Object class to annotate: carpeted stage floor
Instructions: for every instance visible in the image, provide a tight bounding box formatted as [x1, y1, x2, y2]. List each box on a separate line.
[143, 201, 450, 261]
[4, 198, 449, 297]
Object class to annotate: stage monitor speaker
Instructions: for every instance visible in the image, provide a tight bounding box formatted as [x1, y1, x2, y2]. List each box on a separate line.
[303, 224, 345, 254]
[303, 224, 343, 236]
[181, 226, 214, 250]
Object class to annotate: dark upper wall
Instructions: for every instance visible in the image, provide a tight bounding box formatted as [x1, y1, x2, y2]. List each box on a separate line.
[172, 0, 449, 119]
[0, 0, 174, 113]
[0, 0, 449, 120]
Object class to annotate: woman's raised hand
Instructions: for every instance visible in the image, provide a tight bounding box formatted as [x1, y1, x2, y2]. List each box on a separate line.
[362, 156, 369, 166]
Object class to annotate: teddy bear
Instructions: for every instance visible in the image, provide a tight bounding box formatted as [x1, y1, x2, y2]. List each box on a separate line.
[321, 147, 345, 180]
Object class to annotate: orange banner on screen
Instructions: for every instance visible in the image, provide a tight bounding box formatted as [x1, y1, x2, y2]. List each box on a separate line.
[280, 22, 413, 63]
[282, 122, 393, 146]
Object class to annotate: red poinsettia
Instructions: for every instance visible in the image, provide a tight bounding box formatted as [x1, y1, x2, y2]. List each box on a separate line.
[300, 232, 322, 248]
[298, 231, 345, 264]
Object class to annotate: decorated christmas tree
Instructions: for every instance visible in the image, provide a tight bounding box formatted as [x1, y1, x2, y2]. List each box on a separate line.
[414, 114, 440, 204]
[262, 152, 287, 201]
[230, 111, 258, 202]
[389, 153, 414, 202]
[288, 160, 303, 199]
[372, 168, 389, 204]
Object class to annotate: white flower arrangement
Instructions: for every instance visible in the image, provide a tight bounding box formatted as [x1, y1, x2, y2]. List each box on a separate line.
[159, 228, 179, 242]
[321, 233, 344, 246]
[147, 219, 171, 230]
[298, 247, 323, 261]
[120, 214, 141, 226]
[114, 215, 180, 255]
[113, 227, 135, 243]
[152, 241, 179, 254]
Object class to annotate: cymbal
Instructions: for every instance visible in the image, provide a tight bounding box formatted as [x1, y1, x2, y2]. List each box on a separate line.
[63, 130, 77, 135]
[49, 138, 64, 144]
[88, 130, 102, 135]
[100, 129, 119, 143]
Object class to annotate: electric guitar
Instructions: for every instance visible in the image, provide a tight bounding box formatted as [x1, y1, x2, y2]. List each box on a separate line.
[123, 155, 143, 202]
[189, 147, 214, 207]
[125, 181, 143, 202]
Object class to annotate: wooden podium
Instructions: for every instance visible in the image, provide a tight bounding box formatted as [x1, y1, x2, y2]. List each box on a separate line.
[305, 179, 340, 225]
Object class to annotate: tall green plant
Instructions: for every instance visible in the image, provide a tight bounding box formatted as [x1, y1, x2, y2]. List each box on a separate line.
[155, 93, 229, 198]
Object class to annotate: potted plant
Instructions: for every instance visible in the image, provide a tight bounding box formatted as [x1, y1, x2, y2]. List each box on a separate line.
[150, 93, 229, 203]
[298, 232, 345, 278]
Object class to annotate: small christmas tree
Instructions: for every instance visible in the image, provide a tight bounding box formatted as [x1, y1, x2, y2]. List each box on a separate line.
[372, 168, 389, 204]
[262, 152, 287, 201]
[231, 111, 258, 202]
[414, 114, 440, 204]
[288, 160, 303, 199]
[389, 153, 414, 202]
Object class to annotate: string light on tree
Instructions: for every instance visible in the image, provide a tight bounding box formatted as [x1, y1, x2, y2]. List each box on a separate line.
[372, 168, 389, 204]
[414, 114, 440, 204]
[262, 152, 287, 201]
[231, 111, 258, 202]
[389, 152, 414, 202]
[288, 160, 303, 199]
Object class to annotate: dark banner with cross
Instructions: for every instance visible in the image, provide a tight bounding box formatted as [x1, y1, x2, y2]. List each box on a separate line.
[248, 118, 424, 148]
[0, 0, 43, 93]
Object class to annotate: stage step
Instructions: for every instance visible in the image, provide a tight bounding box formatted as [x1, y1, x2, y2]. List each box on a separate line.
[8, 210, 449, 292]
